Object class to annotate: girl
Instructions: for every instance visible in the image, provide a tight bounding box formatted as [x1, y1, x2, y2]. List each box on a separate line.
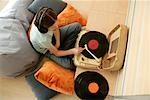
[30, 7, 84, 58]
[26, 7, 84, 100]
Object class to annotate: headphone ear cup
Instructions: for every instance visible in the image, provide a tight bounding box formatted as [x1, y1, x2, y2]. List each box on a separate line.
[39, 26, 48, 33]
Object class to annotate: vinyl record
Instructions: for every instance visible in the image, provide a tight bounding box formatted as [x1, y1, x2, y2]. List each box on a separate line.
[79, 31, 109, 59]
[75, 71, 109, 99]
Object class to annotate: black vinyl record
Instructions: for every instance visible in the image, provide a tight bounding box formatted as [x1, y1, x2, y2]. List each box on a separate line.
[75, 71, 109, 100]
[79, 31, 109, 59]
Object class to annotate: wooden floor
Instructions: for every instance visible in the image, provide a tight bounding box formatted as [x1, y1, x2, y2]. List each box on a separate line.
[0, 77, 36, 100]
[0, 76, 82, 100]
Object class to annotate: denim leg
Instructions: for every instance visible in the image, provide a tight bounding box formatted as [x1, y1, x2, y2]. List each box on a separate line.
[25, 73, 58, 100]
[46, 54, 76, 71]
[59, 22, 81, 50]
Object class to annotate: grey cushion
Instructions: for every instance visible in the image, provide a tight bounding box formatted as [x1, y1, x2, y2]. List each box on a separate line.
[0, 0, 34, 31]
[28, 0, 67, 15]
[25, 73, 58, 100]
[0, 18, 40, 76]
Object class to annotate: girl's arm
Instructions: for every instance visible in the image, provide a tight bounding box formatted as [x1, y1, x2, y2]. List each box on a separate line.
[48, 45, 84, 57]
[53, 25, 60, 49]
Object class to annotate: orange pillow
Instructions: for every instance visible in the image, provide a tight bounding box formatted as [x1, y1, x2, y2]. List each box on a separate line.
[57, 4, 87, 27]
[34, 60, 75, 95]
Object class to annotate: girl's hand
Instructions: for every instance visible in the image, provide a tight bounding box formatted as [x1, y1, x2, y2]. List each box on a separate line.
[71, 47, 85, 55]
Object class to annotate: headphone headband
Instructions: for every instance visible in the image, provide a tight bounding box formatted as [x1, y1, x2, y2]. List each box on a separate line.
[37, 7, 57, 33]
[38, 8, 48, 30]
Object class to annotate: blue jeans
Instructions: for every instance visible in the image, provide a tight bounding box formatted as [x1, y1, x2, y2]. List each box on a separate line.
[25, 22, 81, 100]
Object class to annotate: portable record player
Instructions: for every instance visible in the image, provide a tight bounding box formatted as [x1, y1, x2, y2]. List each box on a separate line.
[73, 30, 109, 69]
[74, 24, 128, 71]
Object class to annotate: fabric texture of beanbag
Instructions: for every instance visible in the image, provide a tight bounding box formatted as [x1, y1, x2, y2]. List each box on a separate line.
[0, 18, 39, 76]
[0, 0, 35, 31]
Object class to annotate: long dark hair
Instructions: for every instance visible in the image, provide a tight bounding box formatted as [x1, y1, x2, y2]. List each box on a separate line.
[34, 7, 57, 34]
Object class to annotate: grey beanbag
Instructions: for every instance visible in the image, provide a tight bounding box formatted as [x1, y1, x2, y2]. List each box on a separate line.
[0, 0, 34, 31]
[0, 18, 39, 76]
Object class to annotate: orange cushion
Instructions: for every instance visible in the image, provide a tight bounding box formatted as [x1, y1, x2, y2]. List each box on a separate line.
[57, 4, 87, 27]
[34, 60, 75, 95]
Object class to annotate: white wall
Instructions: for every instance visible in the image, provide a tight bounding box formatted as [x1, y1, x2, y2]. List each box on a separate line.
[116, 0, 150, 96]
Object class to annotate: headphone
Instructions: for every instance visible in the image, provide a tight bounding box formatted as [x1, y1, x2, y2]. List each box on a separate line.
[37, 7, 56, 33]
[38, 8, 48, 33]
